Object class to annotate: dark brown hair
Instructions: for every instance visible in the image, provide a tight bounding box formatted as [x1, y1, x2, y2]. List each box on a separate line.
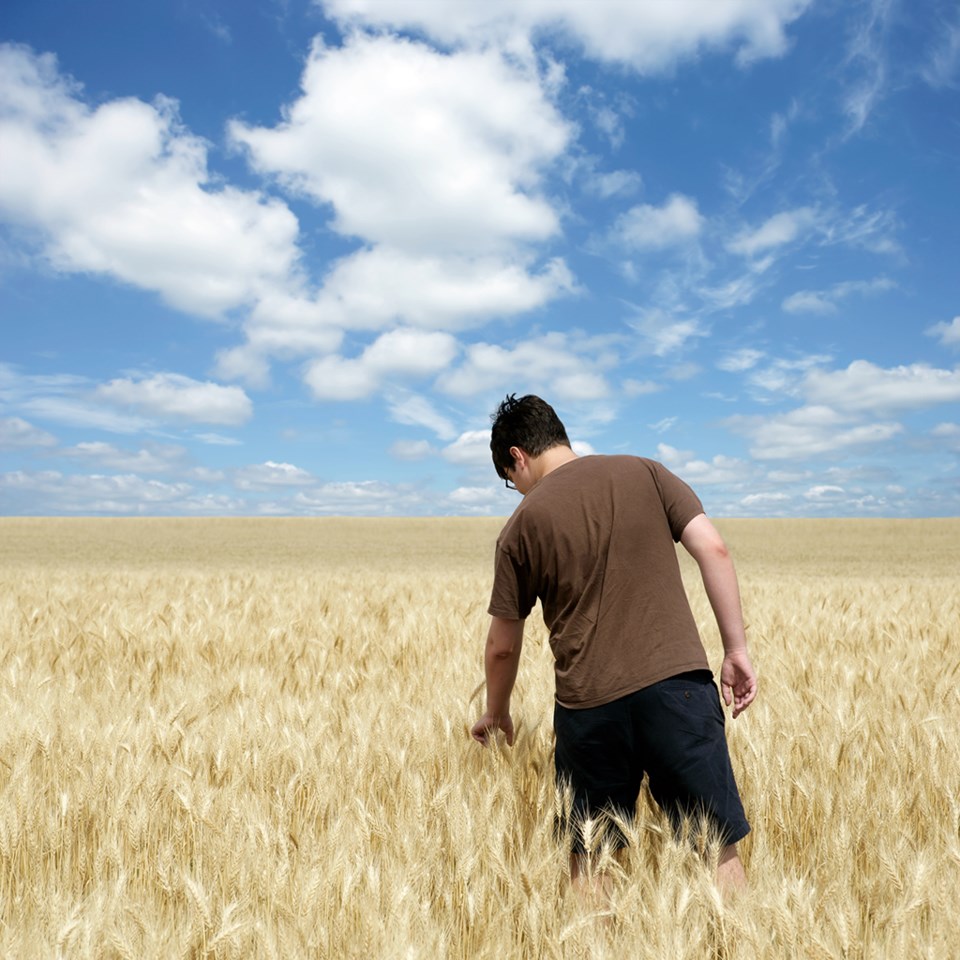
[489, 394, 571, 480]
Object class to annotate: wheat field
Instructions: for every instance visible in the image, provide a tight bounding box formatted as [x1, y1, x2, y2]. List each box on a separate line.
[1, 517, 958, 959]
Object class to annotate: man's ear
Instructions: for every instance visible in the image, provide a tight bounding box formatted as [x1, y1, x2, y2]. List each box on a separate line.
[508, 445, 526, 469]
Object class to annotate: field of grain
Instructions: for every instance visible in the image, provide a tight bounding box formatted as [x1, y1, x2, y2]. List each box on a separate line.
[1, 517, 959, 958]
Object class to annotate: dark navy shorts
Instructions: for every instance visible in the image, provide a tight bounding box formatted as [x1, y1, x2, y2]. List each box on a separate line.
[553, 670, 750, 853]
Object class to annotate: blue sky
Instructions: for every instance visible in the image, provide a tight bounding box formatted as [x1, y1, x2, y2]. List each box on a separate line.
[2, 0, 959, 517]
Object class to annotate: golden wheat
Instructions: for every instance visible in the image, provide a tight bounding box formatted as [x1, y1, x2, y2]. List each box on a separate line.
[1, 517, 958, 958]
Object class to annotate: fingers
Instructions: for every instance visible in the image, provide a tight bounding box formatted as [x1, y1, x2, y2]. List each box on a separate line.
[470, 721, 490, 746]
[471, 718, 515, 746]
[722, 657, 758, 718]
[471, 718, 499, 746]
[730, 680, 757, 718]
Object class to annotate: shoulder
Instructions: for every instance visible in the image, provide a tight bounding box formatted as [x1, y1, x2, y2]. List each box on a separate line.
[496, 501, 530, 549]
[599, 456, 701, 508]
[617, 455, 685, 484]
[580, 454, 665, 481]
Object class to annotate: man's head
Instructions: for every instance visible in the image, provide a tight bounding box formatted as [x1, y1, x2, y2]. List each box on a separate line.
[490, 394, 571, 483]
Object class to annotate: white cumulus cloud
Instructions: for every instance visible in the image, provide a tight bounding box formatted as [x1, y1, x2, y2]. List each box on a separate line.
[320, 0, 813, 72]
[436, 332, 611, 400]
[0, 469, 195, 514]
[804, 484, 845, 501]
[64, 441, 187, 473]
[234, 461, 314, 490]
[803, 361, 960, 414]
[292, 481, 423, 515]
[0, 44, 304, 319]
[656, 443, 750, 484]
[926, 316, 960, 347]
[303, 329, 460, 401]
[610, 194, 703, 250]
[741, 492, 790, 506]
[447, 485, 500, 506]
[96, 373, 253, 425]
[301, 249, 577, 334]
[442, 430, 492, 468]
[725, 405, 904, 459]
[0, 416, 56, 448]
[223, 33, 578, 375]
[231, 34, 569, 255]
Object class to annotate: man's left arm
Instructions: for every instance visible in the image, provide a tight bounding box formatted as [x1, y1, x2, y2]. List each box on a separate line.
[680, 513, 758, 718]
[471, 616, 525, 746]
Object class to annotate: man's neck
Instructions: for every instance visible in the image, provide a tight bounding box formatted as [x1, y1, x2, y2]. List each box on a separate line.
[529, 445, 579, 485]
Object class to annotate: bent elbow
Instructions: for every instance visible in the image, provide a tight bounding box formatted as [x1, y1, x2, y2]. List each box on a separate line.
[690, 533, 732, 569]
[708, 538, 731, 561]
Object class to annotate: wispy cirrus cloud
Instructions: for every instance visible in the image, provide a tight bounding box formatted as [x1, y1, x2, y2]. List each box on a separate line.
[920, 16, 960, 88]
[389, 439, 434, 461]
[727, 207, 818, 257]
[840, 0, 895, 136]
[386, 391, 458, 441]
[782, 276, 896, 314]
[717, 348, 765, 373]
[624, 306, 708, 358]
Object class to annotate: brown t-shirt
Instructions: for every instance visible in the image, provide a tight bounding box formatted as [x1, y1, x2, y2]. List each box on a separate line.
[488, 455, 709, 708]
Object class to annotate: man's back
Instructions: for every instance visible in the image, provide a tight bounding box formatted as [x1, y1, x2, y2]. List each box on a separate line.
[488, 455, 710, 707]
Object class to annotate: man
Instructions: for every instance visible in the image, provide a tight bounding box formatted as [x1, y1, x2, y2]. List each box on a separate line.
[470, 394, 757, 892]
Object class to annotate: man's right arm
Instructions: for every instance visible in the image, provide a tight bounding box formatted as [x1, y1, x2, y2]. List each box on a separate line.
[471, 616, 525, 746]
[680, 513, 757, 718]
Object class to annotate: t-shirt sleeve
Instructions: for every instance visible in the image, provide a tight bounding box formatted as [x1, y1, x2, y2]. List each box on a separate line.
[651, 461, 704, 541]
[487, 534, 537, 620]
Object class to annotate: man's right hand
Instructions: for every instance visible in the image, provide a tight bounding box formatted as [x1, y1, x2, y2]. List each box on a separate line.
[471, 712, 515, 747]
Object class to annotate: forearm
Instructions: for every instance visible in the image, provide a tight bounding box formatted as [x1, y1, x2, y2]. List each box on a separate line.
[681, 515, 749, 656]
[482, 617, 524, 715]
[484, 642, 522, 715]
[698, 550, 748, 654]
